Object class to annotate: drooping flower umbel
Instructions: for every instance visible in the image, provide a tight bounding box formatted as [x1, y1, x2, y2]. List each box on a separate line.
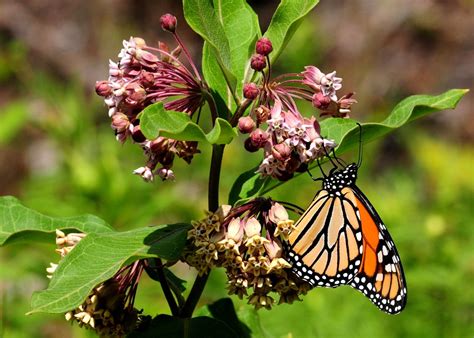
[96, 14, 205, 182]
[238, 38, 357, 181]
[185, 199, 310, 309]
[48, 230, 146, 337]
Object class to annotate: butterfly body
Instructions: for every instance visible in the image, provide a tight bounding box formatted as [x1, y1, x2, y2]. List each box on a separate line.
[287, 163, 407, 314]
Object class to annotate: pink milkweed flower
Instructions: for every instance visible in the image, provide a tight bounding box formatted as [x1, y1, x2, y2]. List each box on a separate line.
[319, 92, 358, 118]
[96, 35, 204, 182]
[237, 38, 356, 181]
[254, 100, 335, 180]
[302, 66, 342, 101]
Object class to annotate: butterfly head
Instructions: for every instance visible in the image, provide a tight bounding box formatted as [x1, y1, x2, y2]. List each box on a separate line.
[323, 163, 358, 192]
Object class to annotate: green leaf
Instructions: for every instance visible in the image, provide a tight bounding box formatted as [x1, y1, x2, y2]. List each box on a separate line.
[208, 298, 251, 338]
[164, 268, 187, 293]
[214, 0, 260, 98]
[29, 223, 191, 314]
[0, 196, 114, 246]
[128, 314, 239, 338]
[322, 89, 470, 156]
[228, 170, 269, 205]
[144, 223, 191, 261]
[140, 103, 237, 144]
[228, 89, 469, 202]
[202, 42, 235, 115]
[183, 0, 236, 92]
[142, 260, 187, 293]
[237, 307, 271, 338]
[0, 101, 29, 144]
[264, 0, 319, 63]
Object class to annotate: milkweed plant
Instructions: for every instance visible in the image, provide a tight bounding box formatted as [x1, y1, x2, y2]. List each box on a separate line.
[0, 1, 467, 337]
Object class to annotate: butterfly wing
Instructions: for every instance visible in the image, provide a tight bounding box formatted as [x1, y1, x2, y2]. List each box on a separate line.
[350, 185, 407, 314]
[287, 187, 364, 287]
[286, 182, 407, 314]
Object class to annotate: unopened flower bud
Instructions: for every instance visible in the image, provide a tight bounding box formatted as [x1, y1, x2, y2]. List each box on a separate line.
[269, 202, 289, 224]
[133, 166, 154, 182]
[249, 128, 269, 148]
[111, 113, 130, 133]
[243, 83, 260, 100]
[95, 81, 112, 97]
[132, 125, 146, 143]
[157, 167, 175, 181]
[227, 218, 243, 242]
[312, 92, 332, 109]
[250, 54, 266, 71]
[244, 137, 260, 152]
[256, 37, 273, 56]
[140, 71, 155, 87]
[160, 14, 177, 33]
[127, 86, 147, 105]
[238, 116, 256, 134]
[244, 217, 261, 237]
[272, 142, 291, 162]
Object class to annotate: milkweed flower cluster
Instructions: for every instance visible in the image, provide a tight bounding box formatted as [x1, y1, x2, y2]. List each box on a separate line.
[46, 230, 86, 278]
[185, 199, 311, 309]
[47, 230, 145, 337]
[95, 14, 203, 182]
[238, 38, 357, 180]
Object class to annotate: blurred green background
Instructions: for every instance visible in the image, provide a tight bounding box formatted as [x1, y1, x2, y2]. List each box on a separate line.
[0, 1, 472, 337]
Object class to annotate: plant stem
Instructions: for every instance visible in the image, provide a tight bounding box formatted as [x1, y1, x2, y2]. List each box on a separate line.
[230, 98, 252, 126]
[208, 144, 225, 212]
[179, 272, 210, 318]
[157, 268, 180, 316]
[180, 144, 225, 317]
[145, 259, 180, 316]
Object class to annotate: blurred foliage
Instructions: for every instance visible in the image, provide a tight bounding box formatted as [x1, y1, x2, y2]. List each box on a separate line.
[0, 1, 472, 337]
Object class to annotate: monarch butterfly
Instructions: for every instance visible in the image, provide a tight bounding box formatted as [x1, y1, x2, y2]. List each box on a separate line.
[286, 126, 407, 314]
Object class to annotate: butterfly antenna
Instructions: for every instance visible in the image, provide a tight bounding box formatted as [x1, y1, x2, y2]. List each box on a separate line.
[307, 168, 323, 182]
[356, 122, 363, 167]
[316, 158, 327, 178]
[332, 149, 347, 167]
[323, 145, 339, 169]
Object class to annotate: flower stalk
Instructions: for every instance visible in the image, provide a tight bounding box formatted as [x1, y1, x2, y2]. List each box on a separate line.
[144, 259, 180, 316]
[180, 143, 225, 317]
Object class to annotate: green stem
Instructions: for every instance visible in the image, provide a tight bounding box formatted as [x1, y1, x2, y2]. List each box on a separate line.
[156, 264, 180, 316]
[180, 144, 225, 317]
[145, 259, 179, 316]
[208, 144, 225, 211]
[230, 98, 252, 126]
